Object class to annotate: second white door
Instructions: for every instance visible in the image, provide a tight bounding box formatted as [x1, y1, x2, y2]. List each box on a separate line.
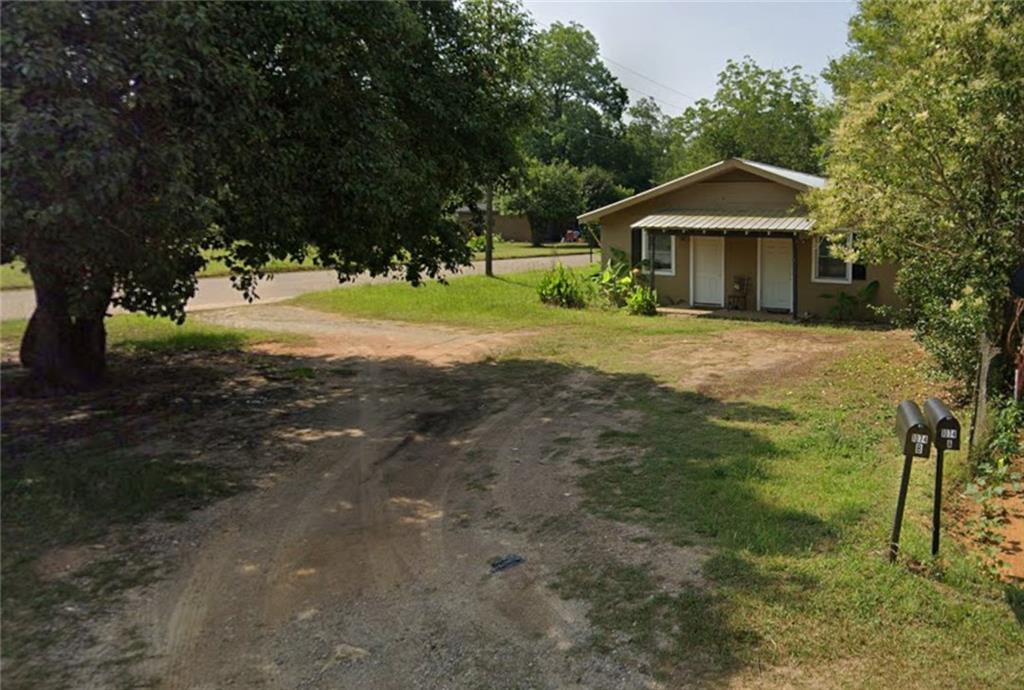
[691, 236, 724, 306]
[760, 238, 793, 312]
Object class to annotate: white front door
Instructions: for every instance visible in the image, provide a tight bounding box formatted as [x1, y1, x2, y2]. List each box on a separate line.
[691, 236, 724, 306]
[760, 238, 793, 312]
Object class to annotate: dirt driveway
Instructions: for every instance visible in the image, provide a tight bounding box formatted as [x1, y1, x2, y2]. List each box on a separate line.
[77, 305, 696, 690]
[5, 305, 854, 689]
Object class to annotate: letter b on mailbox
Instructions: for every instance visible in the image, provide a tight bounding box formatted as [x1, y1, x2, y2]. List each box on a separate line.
[923, 398, 960, 451]
[896, 400, 932, 458]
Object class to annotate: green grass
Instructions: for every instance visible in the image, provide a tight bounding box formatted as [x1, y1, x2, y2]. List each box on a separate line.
[471, 241, 591, 261]
[1, 437, 241, 687]
[3, 265, 1019, 686]
[0, 243, 590, 290]
[296, 267, 1022, 686]
[295, 269, 727, 335]
[0, 253, 319, 291]
[1, 313, 305, 355]
[562, 340, 1023, 687]
[0, 313, 303, 687]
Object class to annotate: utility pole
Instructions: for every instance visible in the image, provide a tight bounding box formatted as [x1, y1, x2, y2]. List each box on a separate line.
[485, 184, 495, 277]
[484, 0, 495, 278]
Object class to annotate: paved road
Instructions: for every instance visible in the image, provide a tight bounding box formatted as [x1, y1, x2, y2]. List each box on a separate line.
[0, 253, 594, 321]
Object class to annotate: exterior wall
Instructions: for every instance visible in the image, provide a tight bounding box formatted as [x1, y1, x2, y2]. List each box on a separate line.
[599, 178, 802, 307]
[725, 237, 758, 308]
[457, 211, 533, 243]
[595, 175, 901, 318]
[795, 237, 900, 319]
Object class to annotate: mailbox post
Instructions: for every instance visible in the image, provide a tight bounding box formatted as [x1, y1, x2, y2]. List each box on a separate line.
[923, 398, 960, 556]
[891, 401, 932, 563]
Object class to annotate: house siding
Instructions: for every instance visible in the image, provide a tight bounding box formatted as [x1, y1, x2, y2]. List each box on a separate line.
[796, 238, 900, 318]
[596, 175, 900, 318]
[457, 211, 533, 243]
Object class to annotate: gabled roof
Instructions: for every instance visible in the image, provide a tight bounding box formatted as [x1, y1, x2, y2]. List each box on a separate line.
[577, 158, 826, 223]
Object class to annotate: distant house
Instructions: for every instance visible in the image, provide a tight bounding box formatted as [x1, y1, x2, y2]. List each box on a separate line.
[577, 158, 898, 319]
[456, 205, 534, 244]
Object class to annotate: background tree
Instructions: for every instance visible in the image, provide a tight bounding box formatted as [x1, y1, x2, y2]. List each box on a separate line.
[521, 22, 629, 178]
[663, 57, 828, 178]
[1, 1, 532, 390]
[501, 159, 585, 245]
[619, 97, 672, 192]
[460, 0, 535, 275]
[809, 0, 1024, 441]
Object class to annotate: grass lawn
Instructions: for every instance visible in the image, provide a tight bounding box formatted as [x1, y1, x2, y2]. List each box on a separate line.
[0, 313, 307, 362]
[1, 313, 308, 685]
[0, 243, 590, 291]
[294, 269, 1024, 687]
[471, 241, 592, 262]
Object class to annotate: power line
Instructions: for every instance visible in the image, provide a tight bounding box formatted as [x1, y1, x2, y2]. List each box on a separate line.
[531, 18, 694, 115]
[600, 54, 698, 103]
[619, 84, 687, 115]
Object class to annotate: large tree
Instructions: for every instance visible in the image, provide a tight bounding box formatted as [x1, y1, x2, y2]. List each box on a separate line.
[663, 57, 827, 179]
[521, 22, 628, 176]
[1, 1, 531, 389]
[809, 0, 1024, 431]
[619, 97, 672, 192]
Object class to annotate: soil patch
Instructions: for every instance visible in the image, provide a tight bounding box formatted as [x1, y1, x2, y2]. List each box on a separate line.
[197, 305, 532, 365]
[1, 305, 869, 689]
[647, 328, 852, 395]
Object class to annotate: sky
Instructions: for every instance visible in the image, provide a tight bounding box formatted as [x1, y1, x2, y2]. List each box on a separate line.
[523, 1, 858, 116]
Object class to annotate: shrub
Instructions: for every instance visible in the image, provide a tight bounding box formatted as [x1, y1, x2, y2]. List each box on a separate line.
[592, 249, 637, 307]
[591, 248, 658, 316]
[538, 263, 589, 309]
[821, 280, 879, 321]
[625, 285, 658, 316]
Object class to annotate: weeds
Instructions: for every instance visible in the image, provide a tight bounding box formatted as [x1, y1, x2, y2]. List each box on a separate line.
[963, 397, 1023, 576]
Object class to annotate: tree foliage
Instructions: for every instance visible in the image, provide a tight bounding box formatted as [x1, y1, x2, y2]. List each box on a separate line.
[520, 21, 670, 192]
[809, 0, 1024, 395]
[619, 97, 672, 191]
[663, 57, 828, 179]
[1, 1, 532, 389]
[501, 158, 631, 245]
[501, 158, 585, 245]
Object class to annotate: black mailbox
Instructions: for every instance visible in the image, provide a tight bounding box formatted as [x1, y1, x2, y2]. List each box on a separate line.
[895, 400, 932, 458]
[923, 398, 960, 451]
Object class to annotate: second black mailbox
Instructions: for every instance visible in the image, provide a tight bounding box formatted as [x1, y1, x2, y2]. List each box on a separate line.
[923, 398, 960, 451]
[896, 400, 932, 458]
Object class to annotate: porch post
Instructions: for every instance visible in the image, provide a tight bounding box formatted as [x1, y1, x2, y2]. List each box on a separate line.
[649, 231, 656, 291]
[791, 234, 798, 318]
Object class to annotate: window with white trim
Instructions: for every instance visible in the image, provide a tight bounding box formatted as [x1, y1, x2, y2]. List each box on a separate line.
[812, 234, 852, 284]
[642, 231, 675, 276]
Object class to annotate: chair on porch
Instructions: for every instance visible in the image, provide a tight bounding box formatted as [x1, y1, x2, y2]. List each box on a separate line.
[727, 275, 751, 311]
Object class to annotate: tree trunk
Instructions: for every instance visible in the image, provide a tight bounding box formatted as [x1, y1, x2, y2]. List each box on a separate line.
[968, 331, 999, 456]
[20, 263, 110, 391]
[527, 213, 544, 247]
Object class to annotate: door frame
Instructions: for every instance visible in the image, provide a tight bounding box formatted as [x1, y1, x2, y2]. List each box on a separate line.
[688, 235, 725, 307]
[757, 237, 794, 313]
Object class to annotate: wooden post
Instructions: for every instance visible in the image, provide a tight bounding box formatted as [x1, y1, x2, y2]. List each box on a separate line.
[648, 231, 656, 291]
[791, 234, 798, 318]
[484, 184, 494, 277]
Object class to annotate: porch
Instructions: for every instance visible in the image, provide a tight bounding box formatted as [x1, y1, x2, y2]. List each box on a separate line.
[632, 210, 809, 316]
[657, 305, 796, 322]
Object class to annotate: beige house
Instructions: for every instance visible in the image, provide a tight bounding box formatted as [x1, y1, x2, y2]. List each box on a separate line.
[456, 207, 533, 243]
[578, 158, 898, 319]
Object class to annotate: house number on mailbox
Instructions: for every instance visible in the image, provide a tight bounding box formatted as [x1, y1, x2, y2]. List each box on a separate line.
[911, 433, 928, 455]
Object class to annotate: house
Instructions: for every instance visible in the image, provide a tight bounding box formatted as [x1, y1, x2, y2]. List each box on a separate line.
[578, 158, 898, 319]
[456, 205, 534, 243]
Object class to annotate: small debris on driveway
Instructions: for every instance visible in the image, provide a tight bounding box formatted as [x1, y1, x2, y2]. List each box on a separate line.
[489, 554, 525, 573]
